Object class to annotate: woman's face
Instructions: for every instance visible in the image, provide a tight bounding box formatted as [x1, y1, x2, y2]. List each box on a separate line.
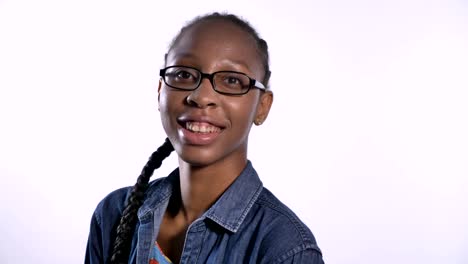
[158, 20, 273, 167]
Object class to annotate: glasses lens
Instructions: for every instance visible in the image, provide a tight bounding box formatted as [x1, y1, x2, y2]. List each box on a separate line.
[164, 66, 200, 90]
[214, 72, 250, 94]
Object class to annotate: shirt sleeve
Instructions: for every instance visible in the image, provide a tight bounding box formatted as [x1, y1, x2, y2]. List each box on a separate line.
[276, 248, 324, 264]
[85, 211, 104, 264]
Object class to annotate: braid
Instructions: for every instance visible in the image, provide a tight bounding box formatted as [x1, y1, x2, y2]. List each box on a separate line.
[167, 12, 271, 86]
[110, 138, 174, 264]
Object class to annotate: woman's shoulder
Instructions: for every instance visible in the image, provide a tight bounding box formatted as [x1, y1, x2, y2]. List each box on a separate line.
[247, 187, 323, 262]
[256, 188, 317, 238]
[85, 176, 173, 263]
[92, 177, 167, 223]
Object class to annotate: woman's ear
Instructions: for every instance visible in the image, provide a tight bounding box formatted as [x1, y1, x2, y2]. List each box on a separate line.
[157, 79, 162, 111]
[254, 91, 273, 125]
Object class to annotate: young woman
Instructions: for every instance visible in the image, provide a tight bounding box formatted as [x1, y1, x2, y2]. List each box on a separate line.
[85, 13, 324, 264]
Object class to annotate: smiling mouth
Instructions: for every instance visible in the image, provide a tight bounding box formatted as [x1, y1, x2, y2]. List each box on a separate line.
[185, 121, 222, 133]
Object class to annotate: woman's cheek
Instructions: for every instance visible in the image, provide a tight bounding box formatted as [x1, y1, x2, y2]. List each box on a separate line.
[227, 97, 257, 124]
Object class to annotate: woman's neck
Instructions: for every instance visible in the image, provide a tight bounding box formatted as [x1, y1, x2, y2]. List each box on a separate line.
[176, 155, 247, 222]
[156, 152, 248, 261]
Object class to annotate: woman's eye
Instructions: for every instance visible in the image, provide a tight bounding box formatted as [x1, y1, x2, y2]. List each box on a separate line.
[216, 73, 248, 91]
[227, 77, 241, 84]
[223, 76, 243, 86]
[176, 70, 193, 79]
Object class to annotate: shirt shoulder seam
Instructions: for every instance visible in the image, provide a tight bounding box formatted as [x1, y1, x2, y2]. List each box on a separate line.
[271, 243, 323, 264]
[255, 192, 317, 245]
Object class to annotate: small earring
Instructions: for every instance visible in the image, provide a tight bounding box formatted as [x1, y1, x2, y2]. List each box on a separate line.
[254, 119, 263, 125]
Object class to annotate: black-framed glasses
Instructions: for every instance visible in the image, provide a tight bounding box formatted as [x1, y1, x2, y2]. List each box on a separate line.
[159, 66, 267, 95]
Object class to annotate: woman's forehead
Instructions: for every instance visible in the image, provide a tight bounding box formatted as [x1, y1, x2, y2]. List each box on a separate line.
[166, 20, 263, 76]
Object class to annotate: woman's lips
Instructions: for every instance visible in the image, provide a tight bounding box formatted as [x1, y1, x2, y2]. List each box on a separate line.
[177, 119, 224, 145]
[185, 121, 222, 133]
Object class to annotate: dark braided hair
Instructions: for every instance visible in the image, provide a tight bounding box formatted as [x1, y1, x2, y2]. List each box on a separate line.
[110, 12, 271, 264]
[110, 138, 173, 264]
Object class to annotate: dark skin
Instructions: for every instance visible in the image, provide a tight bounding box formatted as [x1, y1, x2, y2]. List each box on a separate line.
[156, 19, 273, 263]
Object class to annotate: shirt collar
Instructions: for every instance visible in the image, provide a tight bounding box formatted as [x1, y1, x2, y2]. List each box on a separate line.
[204, 161, 263, 233]
[138, 168, 179, 220]
[138, 161, 263, 233]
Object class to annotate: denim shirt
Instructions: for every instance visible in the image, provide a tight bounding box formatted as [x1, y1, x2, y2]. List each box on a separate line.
[85, 161, 324, 263]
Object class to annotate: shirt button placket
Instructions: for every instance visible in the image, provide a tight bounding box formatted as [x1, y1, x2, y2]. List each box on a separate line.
[179, 222, 205, 264]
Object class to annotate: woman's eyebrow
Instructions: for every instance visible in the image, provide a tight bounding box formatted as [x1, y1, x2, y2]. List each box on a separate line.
[168, 52, 199, 62]
[219, 59, 251, 72]
[168, 52, 253, 74]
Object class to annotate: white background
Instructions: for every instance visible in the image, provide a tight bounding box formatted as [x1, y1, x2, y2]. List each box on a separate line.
[1, 0, 467, 263]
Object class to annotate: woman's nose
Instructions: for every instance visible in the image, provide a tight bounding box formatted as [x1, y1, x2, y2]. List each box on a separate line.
[185, 78, 219, 108]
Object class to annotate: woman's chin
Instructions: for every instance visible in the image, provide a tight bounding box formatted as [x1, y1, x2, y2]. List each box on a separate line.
[175, 147, 221, 168]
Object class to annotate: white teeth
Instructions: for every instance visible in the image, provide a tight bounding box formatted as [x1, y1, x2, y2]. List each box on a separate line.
[185, 122, 221, 133]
